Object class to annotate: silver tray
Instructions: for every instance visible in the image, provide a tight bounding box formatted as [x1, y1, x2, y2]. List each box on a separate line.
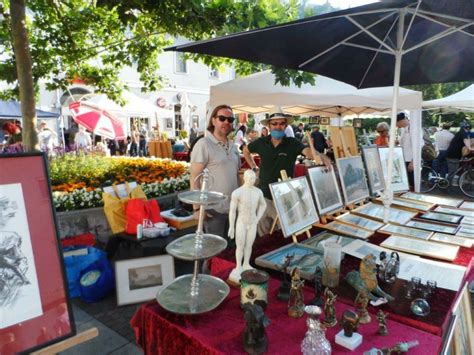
[178, 190, 226, 205]
[166, 233, 227, 260]
[157, 274, 230, 314]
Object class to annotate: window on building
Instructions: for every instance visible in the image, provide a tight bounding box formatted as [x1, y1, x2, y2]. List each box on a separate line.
[209, 68, 219, 79]
[175, 53, 187, 73]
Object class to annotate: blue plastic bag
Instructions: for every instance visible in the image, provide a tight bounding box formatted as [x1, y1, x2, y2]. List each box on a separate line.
[79, 257, 115, 303]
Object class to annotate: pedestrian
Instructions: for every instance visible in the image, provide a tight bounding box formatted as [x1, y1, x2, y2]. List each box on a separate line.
[260, 126, 269, 137]
[446, 121, 474, 183]
[396, 112, 415, 188]
[37, 120, 58, 155]
[2, 122, 22, 148]
[189, 122, 199, 145]
[374, 122, 390, 147]
[130, 123, 139, 156]
[139, 123, 148, 156]
[433, 122, 454, 177]
[235, 124, 247, 149]
[190, 104, 241, 241]
[243, 107, 331, 236]
[294, 122, 305, 141]
[74, 125, 92, 150]
[310, 126, 328, 153]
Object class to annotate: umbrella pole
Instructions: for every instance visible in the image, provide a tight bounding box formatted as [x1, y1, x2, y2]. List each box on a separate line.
[383, 10, 405, 223]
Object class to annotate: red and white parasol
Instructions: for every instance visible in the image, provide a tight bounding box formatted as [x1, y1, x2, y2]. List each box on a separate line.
[69, 101, 125, 140]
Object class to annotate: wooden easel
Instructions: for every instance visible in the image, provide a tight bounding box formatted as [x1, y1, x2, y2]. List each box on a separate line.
[31, 328, 99, 354]
[317, 209, 346, 225]
[329, 126, 358, 159]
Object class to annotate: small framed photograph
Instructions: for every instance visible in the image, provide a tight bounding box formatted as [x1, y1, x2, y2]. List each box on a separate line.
[451, 282, 474, 354]
[336, 156, 370, 205]
[307, 166, 343, 215]
[255, 243, 323, 280]
[115, 255, 175, 306]
[301, 231, 355, 253]
[352, 118, 362, 128]
[435, 206, 474, 218]
[401, 192, 463, 207]
[406, 220, 459, 235]
[336, 212, 384, 231]
[419, 211, 463, 225]
[352, 202, 417, 224]
[322, 220, 373, 239]
[270, 177, 319, 237]
[379, 223, 433, 240]
[361, 145, 385, 195]
[378, 146, 409, 192]
[166, 118, 173, 129]
[381, 235, 459, 261]
[430, 233, 473, 248]
[320, 117, 330, 125]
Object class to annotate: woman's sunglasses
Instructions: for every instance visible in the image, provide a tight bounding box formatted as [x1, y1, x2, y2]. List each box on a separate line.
[216, 115, 235, 123]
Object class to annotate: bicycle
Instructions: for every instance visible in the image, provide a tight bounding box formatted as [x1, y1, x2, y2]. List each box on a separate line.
[420, 157, 474, 198]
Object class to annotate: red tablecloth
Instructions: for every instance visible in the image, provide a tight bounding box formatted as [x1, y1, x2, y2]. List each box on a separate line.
[131, 257, 442, 355]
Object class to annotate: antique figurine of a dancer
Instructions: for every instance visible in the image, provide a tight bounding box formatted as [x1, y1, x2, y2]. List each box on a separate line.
[228, 170, 267, 284]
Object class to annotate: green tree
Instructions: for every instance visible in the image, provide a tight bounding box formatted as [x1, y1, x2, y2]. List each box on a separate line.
[0, 0, 312, 151]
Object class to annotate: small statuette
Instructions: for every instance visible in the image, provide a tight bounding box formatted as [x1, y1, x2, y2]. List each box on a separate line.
[355, 288, 371, 324]
[242, 303, 270, 354]
[301, 305, 331, 355]
[342, 310, 360, 337]
[376, 310, 388, 336]
[277, 254, 294, 301]
[322, 287, 337, 327]
[363, 340, 419, 355]
[308, 266, 324, 307]
[335, 310, 362, 350]
[288, 267, 305, 318]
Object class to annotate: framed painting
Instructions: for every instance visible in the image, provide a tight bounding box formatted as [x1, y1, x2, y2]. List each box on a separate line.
[336, 156, 370, 205]
[385, 197, 434, 212]
[352, 202, 417, 224]
[0, 153, 75, 354]
[378, 146, 409, 192]
[430, 233, 473, 248]
[419, 212, 463, 225]
[335, 212, 385, 231]
[456, 225, 474, 239]
[451, 282, 474, 355]
[320, 117, 330, 125]
[435, 206, 474, 218]
[459, 201, 474, 210]
[323, 220, 373, 239]
[254, 243, 323, 280]
[270, 177, 319, 237]
[307, 166, 343, 215]
[380, 235, 459, 261]
[406, 220, 459, 235]
[115, 255, 175, 306]
[401, 192, 463, 208]
[379, 223, 433, 240]
[301, 231, 355, 254]
[461, 216, 474, 226]
[361, 145, 385, 195]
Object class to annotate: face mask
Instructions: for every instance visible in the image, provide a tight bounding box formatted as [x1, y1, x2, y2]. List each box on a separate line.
[270, 130, 286, 139]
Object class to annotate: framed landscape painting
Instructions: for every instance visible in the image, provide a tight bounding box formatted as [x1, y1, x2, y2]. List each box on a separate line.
[378, 146, 409, 192]
[336, 212, 385, 231]
[270, 176, 319, 237]
[361, 145, 385, 195]
[323, 220, 373, 239]
[379, 223, 433, 240]
[336, 156, 370, 205]
[406, 220, 459, 235]
[380, 235, 459, 261]
[0, 153, 75, 354]
[307, 166, 343, 215]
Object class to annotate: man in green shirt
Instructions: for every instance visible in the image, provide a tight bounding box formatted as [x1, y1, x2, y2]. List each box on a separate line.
[243, 107, 330, 235]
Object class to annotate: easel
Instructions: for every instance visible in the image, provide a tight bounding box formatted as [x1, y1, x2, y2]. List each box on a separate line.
[31, 328, 98, 354]
[269, 170, 313, 244]
[329, 126, 358, 159]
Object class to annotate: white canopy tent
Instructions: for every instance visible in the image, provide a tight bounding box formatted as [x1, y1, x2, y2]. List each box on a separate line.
[210, 71, 423, 192]
[423, 85, 474, 113]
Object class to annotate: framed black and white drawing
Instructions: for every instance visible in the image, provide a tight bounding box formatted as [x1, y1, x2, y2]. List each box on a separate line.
[307, 166, 343, 215]
[361, 145, 385, 195]
[336, 156, 370, 205]
[270, 176, 319, 237]
[378, 146, 409, 192]
[0, 153, 75, 353]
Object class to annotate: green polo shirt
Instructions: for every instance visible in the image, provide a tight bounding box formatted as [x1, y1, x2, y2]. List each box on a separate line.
[248, 136, 306, 199]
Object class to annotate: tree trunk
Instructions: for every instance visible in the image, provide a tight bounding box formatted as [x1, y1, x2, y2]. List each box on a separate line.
[10, 0, 38, 151]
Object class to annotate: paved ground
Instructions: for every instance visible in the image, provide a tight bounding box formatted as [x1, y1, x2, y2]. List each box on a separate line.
[61, 187, 472, 354]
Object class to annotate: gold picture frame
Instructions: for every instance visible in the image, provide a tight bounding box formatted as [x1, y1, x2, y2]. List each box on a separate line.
[322, 220, 373, 239]
[380, 235, 459, 261]
[352, 202, 417, 224]
[336, 212, 385, 231]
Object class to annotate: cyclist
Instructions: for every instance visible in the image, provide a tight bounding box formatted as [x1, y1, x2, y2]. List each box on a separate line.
[433, 122, 454, 178]
[446, 121, 474, 184]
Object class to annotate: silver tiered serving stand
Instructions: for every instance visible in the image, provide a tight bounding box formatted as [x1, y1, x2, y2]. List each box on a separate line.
[156, 169, 230, 314]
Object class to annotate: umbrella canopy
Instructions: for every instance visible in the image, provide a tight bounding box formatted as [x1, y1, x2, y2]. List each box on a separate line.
[423, 84, 474, 113]
[69, 101, 125, 140]
[168, 0, 474, 88]
[210, 70, 421, 117]
[0, 100, 59, 118]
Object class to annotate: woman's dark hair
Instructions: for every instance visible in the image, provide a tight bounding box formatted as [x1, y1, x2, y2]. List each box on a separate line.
[238, 125, 247, 133]
[206, 104, 233, 133]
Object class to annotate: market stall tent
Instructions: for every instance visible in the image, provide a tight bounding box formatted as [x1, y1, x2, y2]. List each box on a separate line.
[0, 100, 60, 119]
[423, 85, 474, 113]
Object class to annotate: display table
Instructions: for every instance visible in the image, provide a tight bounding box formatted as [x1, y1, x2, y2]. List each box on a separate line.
[131, 257, 442, 354]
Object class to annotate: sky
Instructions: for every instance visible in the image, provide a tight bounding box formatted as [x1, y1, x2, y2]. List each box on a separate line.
[308, 0, 378, 9]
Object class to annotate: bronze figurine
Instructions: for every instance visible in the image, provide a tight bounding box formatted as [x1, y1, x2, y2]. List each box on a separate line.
[377, 310, 388, 336]
[323, 287, 337, 327]
[242, 303, 270, 354]
[341, 310, 360, 337]
[355, 288, 371, 324]
[288, 267, 305, 318]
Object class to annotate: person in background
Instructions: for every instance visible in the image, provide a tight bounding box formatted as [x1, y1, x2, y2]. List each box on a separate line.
[433, 122, 454, 177]
[446, 121, 474, 183]
[37, 120, 58, 154]
[246, 129, 259, 144]
[294, 122, 305, 141]
[129, 123, 140, 156]
[396, 112, 415, 188]
[139, 123, 148, 156]
[235, 124, 247, 149]
[190, 104, 240, 241]
[374, 122, 390, 147]
[2, 122, 22, 152]
[243, 107, 331, 236]
[189, 122, 199, 146]
[74, 125, 92, 149]
[310, 126, 328, 153]
[260, 126, 269, 137]
[284, 123, 295, 138]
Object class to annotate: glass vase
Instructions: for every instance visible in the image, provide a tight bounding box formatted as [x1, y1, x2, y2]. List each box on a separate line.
[301, 305, 331, 355]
